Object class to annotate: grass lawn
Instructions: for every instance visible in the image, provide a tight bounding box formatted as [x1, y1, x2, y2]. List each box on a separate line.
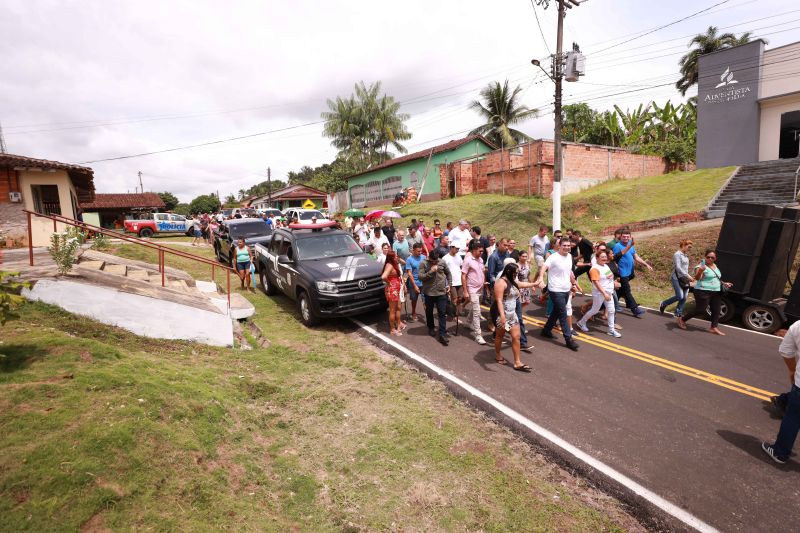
[0, 266, 642, 531]
[386, 166, 734, 241]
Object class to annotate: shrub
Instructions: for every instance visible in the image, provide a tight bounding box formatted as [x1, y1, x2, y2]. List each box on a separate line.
[48, 232, 81, 275]
[91, 233, 111, 251]
[0, 271, 28, 325]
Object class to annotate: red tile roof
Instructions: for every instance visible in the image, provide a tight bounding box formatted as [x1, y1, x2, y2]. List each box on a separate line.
[0, 152, 96, 202]
[80, 193, 165, 210]
[346, 134, 496, 180]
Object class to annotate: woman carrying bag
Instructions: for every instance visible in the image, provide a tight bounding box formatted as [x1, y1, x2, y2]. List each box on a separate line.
[677, 249, 733, 335]
[659, 239, 694, 319]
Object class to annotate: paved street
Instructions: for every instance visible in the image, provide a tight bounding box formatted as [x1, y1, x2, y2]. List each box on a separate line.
[352, 298, 797, 532]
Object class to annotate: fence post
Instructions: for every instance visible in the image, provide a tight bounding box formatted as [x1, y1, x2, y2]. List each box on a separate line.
[160, 250, 165, 287]
[27, 211, 34, 266]
[227, 270, 231, 311]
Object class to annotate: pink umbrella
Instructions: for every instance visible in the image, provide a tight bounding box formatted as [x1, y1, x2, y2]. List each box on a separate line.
[365, 209, 385, 220]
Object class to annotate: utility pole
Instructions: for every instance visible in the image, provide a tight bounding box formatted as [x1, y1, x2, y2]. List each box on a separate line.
[552, 0, 565, 233]
[267, 167, 272, 208]
[0, 120, 7, 154]
[533, 0, 586, 232]
[138, 171, 144, 194]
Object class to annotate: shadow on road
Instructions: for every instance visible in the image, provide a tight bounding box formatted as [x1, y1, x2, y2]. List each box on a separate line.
[716, 429, 800, 472]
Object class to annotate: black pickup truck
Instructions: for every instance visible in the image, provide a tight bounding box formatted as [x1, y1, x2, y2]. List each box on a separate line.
[253, 223, 386, 326]
[214, 219, 273, 267]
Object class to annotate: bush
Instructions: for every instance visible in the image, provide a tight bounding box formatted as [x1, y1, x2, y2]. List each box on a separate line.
[0, 271, 28, 325]
[91, 233, 111, 251]
[48, 232, 81, 275]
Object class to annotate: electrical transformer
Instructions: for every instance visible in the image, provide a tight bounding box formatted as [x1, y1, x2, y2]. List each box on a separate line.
[564, 51, 586, 82]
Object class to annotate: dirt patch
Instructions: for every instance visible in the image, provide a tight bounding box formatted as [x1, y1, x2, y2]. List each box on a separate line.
[204, 445, 246, 493]
[449, 439, 488, 456]
[405, 481, 449, 510]
[80, 351, 93, 363]
[10, 486, 29, 505]
[81, 512, 110, 533]
[96, 478, 124, 498]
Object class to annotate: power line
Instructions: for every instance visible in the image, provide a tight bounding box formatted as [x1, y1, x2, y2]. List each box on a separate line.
[529, 0, 551, 55]
[589, 0, 733, 55]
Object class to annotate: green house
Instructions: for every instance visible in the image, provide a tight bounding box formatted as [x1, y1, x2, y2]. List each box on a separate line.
[346, 135, 495, 207]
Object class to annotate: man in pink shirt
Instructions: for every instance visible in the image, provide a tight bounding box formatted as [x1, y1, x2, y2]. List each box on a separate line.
[461, 239, 487, 345]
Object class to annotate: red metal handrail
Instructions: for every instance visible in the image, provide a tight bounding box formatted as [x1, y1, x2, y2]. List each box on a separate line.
[24, 209, 234, 309]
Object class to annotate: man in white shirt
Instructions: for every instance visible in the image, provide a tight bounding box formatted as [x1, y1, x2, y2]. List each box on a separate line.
[442, 245, 464, 316]
[535, 239, 579, 351]
[367, 227, 389, 255]
[763, 321, 800, 464]
[448, 219, 472, 258]
[528, 225, 549, 274]
[353, 218, 368, 243]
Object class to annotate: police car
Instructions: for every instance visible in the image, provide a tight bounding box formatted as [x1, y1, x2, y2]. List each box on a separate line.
[253, 221, 386, 326]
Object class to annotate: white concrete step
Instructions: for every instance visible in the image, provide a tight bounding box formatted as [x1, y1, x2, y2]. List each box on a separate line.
[81, 260, 105, 270]
[103, 264, 127, 276]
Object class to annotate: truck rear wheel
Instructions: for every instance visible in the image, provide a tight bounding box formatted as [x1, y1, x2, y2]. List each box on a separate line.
[297, 290, 320, 327]
[742, 304, 782, 334]
[260, 266, 277, 295]
[139, 228, 153, 238]
[706, 295, 735, 323]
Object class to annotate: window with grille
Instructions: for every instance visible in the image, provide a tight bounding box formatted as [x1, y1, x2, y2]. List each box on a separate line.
[350, 184, 365, 205]
[31, 185, 62, 216]
[381, 176, 402, 199]
[365, 180, 381, 202]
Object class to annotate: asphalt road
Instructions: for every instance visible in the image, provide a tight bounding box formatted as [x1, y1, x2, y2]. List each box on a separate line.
[353, 297, 796, 532]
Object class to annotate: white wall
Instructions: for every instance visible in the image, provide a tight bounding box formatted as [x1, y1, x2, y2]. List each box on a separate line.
[759, 94, 800, 161]
[18, 170, 79, 246]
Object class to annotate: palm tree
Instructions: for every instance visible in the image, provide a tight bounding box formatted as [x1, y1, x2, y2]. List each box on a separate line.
[321, 81, 411, 171]
[469, 80, 538, 147]
[676, 26, 752, 96]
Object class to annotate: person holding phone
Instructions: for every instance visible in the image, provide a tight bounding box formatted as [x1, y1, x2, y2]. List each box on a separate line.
[677, 249, 732, 335]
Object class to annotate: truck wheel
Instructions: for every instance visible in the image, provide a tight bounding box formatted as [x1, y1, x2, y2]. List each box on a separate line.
[297, 290, 320, 327]
[742, 304, 782, 334]
[260, 266, 277, 295]
[706, 296, 735, 323]
[139, 228, 153, 238]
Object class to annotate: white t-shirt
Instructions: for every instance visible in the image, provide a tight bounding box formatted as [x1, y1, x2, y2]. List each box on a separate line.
[589, 264, 615, 294]
[448, 227, 471, 253]
[368, 232, 389, 252]
[442, 253, 463, 287]
[545, 252, 573, 292]
[779, 321, 800, 388]
[530, 234, 549, 258]
[354, 223, 368, 242]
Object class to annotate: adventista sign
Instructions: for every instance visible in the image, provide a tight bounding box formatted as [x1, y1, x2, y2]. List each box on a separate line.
[697, 40, 764, 168]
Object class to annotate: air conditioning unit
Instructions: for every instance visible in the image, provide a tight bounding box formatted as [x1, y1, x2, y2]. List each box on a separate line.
[9, 192, 22, 203]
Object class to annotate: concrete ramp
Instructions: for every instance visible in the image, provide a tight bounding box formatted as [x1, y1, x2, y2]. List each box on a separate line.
[23, 279, 234, 347]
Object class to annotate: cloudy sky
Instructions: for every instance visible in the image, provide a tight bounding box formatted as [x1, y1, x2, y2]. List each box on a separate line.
[1, 0, 796, 202]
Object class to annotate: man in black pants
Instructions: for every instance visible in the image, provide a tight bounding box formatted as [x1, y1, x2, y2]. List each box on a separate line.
[419, 249, 452, 346]
[572, 230, 594, 279]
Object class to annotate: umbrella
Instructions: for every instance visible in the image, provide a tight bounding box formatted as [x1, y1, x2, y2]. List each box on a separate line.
[344, 208, 364, 217]
[365, 209, 402, 220]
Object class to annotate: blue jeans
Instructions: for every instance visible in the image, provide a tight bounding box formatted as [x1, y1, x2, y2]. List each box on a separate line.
[772, 385, 800, 459]
[543, 291, 571, 340]
[661, 274, 689, 317]
[424, 294, 448, 338]
[516, 299, 528, 346]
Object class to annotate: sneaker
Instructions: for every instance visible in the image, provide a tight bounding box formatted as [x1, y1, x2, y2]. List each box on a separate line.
[633, 307, 646, 318]
[608, 329, 622, 338]
[761, 442, 787, 464]
[770, 395, 787, 414]
[428, 328, 436, 337]
[437, 335, 449, 346]
[565, 339, 579, 351]
[571, 330, 580, 338]
[576, 322, 589, 333]
[540, 330, 554, 339]
[659, 302, 666, 315]
[475, 335, 487, 345]
[520, 344, 533, 353]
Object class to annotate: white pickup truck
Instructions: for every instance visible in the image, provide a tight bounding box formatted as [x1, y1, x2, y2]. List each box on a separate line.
[123, 213, 193, 238]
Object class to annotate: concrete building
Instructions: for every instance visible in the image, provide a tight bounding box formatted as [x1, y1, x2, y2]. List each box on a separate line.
[345, 135, 496, 207]
[0, 153, 95, 246]
[697, 39, 800, 168]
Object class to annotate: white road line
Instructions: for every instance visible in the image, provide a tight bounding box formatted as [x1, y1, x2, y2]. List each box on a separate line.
[351, 318, 719, 533]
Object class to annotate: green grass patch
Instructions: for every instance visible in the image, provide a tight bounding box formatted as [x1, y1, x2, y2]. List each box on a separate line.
[0, 293, 640, 531]
[390, 167, 734, 241]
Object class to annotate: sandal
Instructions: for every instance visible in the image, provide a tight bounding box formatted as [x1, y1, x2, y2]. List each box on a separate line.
[495, 357, 507, 365]
[513, 364, 532, 373]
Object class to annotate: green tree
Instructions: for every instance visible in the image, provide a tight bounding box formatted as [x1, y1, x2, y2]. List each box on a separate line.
[189, 194, 221, 214]
[223, 194, 238, 207]
[561, 103, 599, 143]
[469, 80, 537, 147]
[321, 81, 411, 171]
[157, 191, 179, 211]
[676, 26, 753, 96]
[173, 203, 190, 216]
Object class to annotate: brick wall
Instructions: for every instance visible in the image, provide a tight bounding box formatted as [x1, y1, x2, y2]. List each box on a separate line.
[0, 202, 27, 244]
[438, 140, 689, 199]
[0, 168, 21, 202]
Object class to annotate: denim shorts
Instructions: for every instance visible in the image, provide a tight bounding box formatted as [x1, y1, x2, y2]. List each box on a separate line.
[237, 261, 251, 272]
[194, 229, 202, 237]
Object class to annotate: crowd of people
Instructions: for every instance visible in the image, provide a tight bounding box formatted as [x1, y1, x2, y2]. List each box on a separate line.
[341, 215, 738, 372]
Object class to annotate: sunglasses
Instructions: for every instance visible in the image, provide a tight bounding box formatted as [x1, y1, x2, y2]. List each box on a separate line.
[706, 255, 716, 260]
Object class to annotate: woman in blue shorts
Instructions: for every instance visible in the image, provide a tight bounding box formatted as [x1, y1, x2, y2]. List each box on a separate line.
[234, 237, 254, 292]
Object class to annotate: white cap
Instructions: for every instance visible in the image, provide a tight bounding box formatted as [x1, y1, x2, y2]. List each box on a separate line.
[503, 257, 517, 267]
